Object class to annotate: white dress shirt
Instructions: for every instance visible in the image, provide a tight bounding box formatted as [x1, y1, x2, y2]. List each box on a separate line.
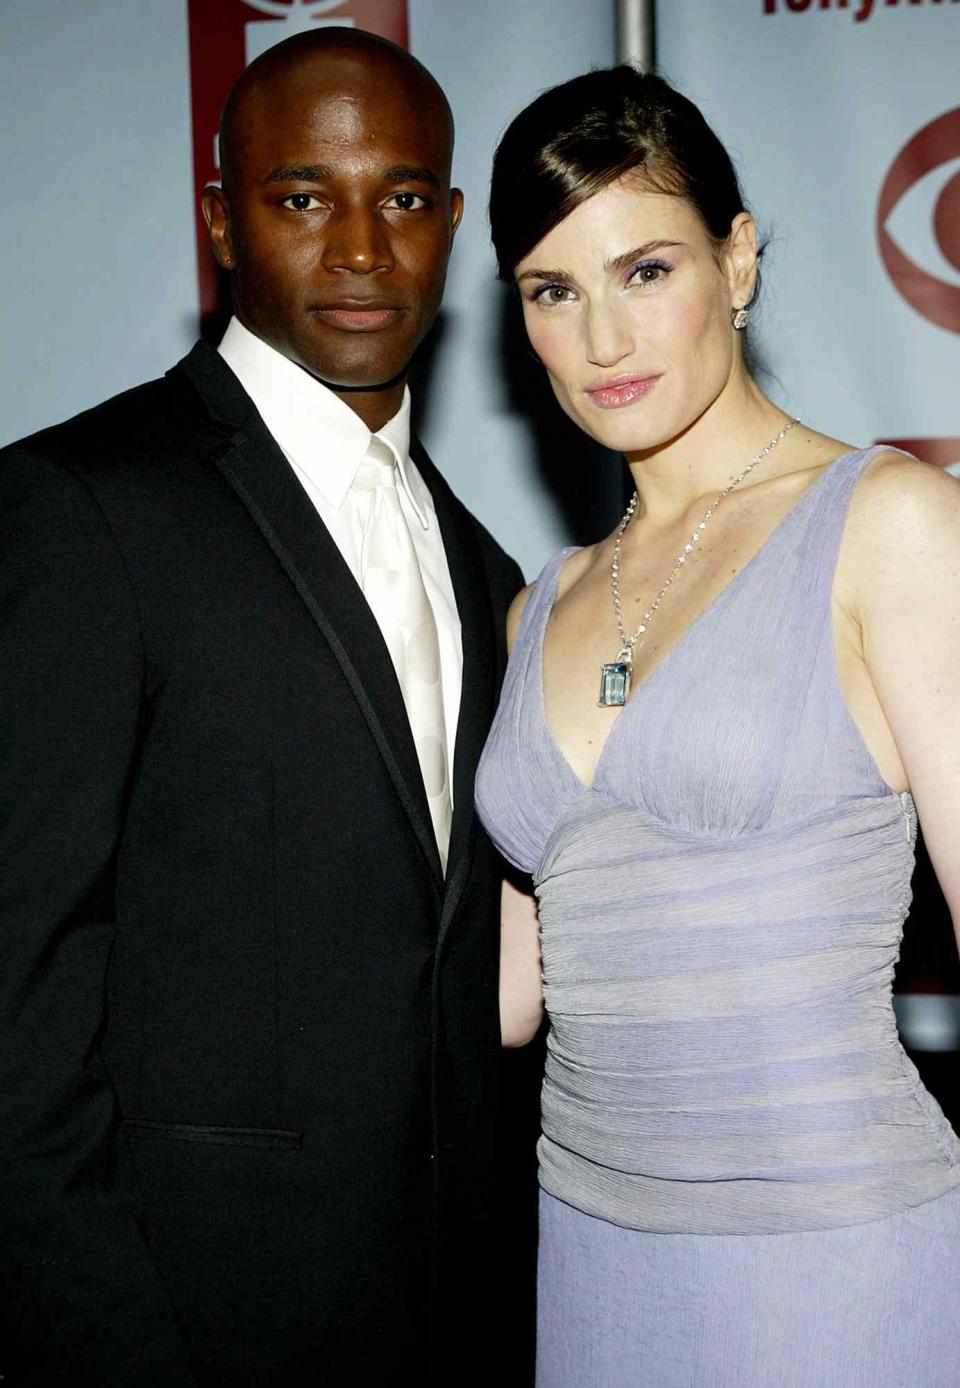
[218, 316, 462, 788]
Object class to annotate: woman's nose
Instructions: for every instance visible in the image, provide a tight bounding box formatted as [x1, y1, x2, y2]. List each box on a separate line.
[583, 300, 633, 368]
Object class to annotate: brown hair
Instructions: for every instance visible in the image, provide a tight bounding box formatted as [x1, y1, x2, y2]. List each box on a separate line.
[490, 66, 755, 282]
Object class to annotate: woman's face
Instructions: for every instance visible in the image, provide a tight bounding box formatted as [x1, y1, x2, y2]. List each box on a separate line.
[514, 177, 756, 454]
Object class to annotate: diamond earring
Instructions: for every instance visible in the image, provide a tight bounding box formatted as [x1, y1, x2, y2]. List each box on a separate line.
[732, 307, 750, 330]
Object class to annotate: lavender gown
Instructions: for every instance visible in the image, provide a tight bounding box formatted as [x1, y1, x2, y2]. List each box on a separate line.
[476, 447, 960, 1387]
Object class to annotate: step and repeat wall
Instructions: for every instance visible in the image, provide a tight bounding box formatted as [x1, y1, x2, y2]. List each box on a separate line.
[657, 0, 959, 470]
[0, 0, 618, 579]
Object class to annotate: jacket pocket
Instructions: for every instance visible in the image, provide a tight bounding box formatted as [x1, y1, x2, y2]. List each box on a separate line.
[123, 1118, 302, 1150]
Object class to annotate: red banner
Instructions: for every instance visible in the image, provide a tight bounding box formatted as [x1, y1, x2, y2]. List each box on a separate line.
[876, 106, 960, 337]
[876, 438, 960, 471]
[187, 0, 410, 325]
[874, 106, 960, 472]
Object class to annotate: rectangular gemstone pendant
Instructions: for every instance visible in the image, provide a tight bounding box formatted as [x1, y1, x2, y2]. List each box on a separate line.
[598, 661, 631, 708]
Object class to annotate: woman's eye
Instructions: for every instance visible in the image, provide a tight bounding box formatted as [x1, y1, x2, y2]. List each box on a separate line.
[282, 193, 322, 212]
[533, 283, 575, 306]
[629, 260, 671, 287]
[385, 192, 428, 211]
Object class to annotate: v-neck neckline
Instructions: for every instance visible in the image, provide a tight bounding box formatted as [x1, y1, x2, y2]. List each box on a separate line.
[538, 447, 866, 793]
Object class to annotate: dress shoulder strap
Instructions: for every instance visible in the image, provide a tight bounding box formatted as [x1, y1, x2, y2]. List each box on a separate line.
[764, 445, 905, 808]
[510, 546, 580, 655]
[782, 445, 896, 615]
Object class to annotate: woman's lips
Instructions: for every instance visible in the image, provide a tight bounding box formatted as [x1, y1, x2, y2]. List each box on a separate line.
[586, 374, 660, 409]
[312, 304, 404, 332]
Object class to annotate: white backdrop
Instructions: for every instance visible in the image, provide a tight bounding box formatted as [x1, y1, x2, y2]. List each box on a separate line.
[656, 1, 959, 468]
[0, 1, 617, 579]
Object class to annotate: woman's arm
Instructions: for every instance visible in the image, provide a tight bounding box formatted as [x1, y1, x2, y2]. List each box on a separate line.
[847, 454, 960, 940]
[497, 583, 544, 1046]
[500, 876, 543, 1046]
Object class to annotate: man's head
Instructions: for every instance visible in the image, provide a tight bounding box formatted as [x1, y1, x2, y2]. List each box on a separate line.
[203, 28, 462, 428]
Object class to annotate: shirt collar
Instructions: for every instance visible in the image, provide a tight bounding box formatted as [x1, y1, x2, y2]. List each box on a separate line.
[367, 390, 430, 531]
[217, 316, 428, 527]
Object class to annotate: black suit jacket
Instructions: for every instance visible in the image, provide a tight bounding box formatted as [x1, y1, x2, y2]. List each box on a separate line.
[0, 343, 525, 1386]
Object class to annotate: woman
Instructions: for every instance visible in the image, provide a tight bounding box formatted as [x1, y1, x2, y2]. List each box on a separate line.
[476, 67, 960, 1387]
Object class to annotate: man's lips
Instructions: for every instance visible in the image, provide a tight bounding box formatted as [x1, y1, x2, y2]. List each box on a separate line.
[585, 374, 661, 409]
[311, 300, 405, 332]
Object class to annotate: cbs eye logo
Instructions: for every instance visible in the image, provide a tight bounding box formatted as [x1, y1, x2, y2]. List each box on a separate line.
[877, 107, 960, 336]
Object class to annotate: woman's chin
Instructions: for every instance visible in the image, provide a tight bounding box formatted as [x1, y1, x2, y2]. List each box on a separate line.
[569, 405, 668, 455]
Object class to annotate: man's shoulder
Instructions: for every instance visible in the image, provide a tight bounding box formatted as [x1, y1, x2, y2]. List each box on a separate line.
[465, 507, 523, 588]
[439, 484, 524, 603]
[411, 440, 524, 598]
[1, 359, 205, 477]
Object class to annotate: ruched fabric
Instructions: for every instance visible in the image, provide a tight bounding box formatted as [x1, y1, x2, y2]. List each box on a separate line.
[476, 446, 960, 1236]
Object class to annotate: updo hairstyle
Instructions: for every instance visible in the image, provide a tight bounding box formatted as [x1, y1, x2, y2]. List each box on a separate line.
[489, 66, 758, 289]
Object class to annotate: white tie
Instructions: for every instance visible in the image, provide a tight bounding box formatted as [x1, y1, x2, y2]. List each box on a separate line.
[351, 436, 452, 871]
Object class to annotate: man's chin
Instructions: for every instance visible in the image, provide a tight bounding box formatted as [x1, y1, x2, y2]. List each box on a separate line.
[294, 356, 411, 395]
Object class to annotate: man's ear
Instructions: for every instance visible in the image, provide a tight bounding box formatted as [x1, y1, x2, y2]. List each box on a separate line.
[450, 187, 464, 240]
[202, 184, 235, 271]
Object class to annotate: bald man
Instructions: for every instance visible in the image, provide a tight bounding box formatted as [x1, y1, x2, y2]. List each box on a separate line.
[0, 29, 525, 1387]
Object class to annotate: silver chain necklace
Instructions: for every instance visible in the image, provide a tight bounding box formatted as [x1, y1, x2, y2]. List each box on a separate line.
[598, 417, 799, 708]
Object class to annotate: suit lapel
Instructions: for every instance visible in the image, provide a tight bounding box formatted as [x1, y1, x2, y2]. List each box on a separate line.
[174, 342, 445, 890]
[411, 442, 498, 941]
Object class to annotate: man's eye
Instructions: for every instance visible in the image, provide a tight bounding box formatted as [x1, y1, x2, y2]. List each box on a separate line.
[282, 193, 322, 212]
[384, 192, 428, 212]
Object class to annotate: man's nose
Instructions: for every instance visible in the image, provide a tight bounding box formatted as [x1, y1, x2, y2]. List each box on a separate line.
[321, 204, 394, 274]
[583, 300, 633, 368]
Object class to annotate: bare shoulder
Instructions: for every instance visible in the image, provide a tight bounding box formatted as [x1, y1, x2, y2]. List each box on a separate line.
[848, 448, 960, 542]
[506, 545, 596, 652]
[839, 449, 960, 595]
[555, 543, 596, 599]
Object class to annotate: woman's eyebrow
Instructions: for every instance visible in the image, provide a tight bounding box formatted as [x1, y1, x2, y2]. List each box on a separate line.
[605, 240, 685, 272]
[517, 239, 687, 284]
[516, 266, 571, 284]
